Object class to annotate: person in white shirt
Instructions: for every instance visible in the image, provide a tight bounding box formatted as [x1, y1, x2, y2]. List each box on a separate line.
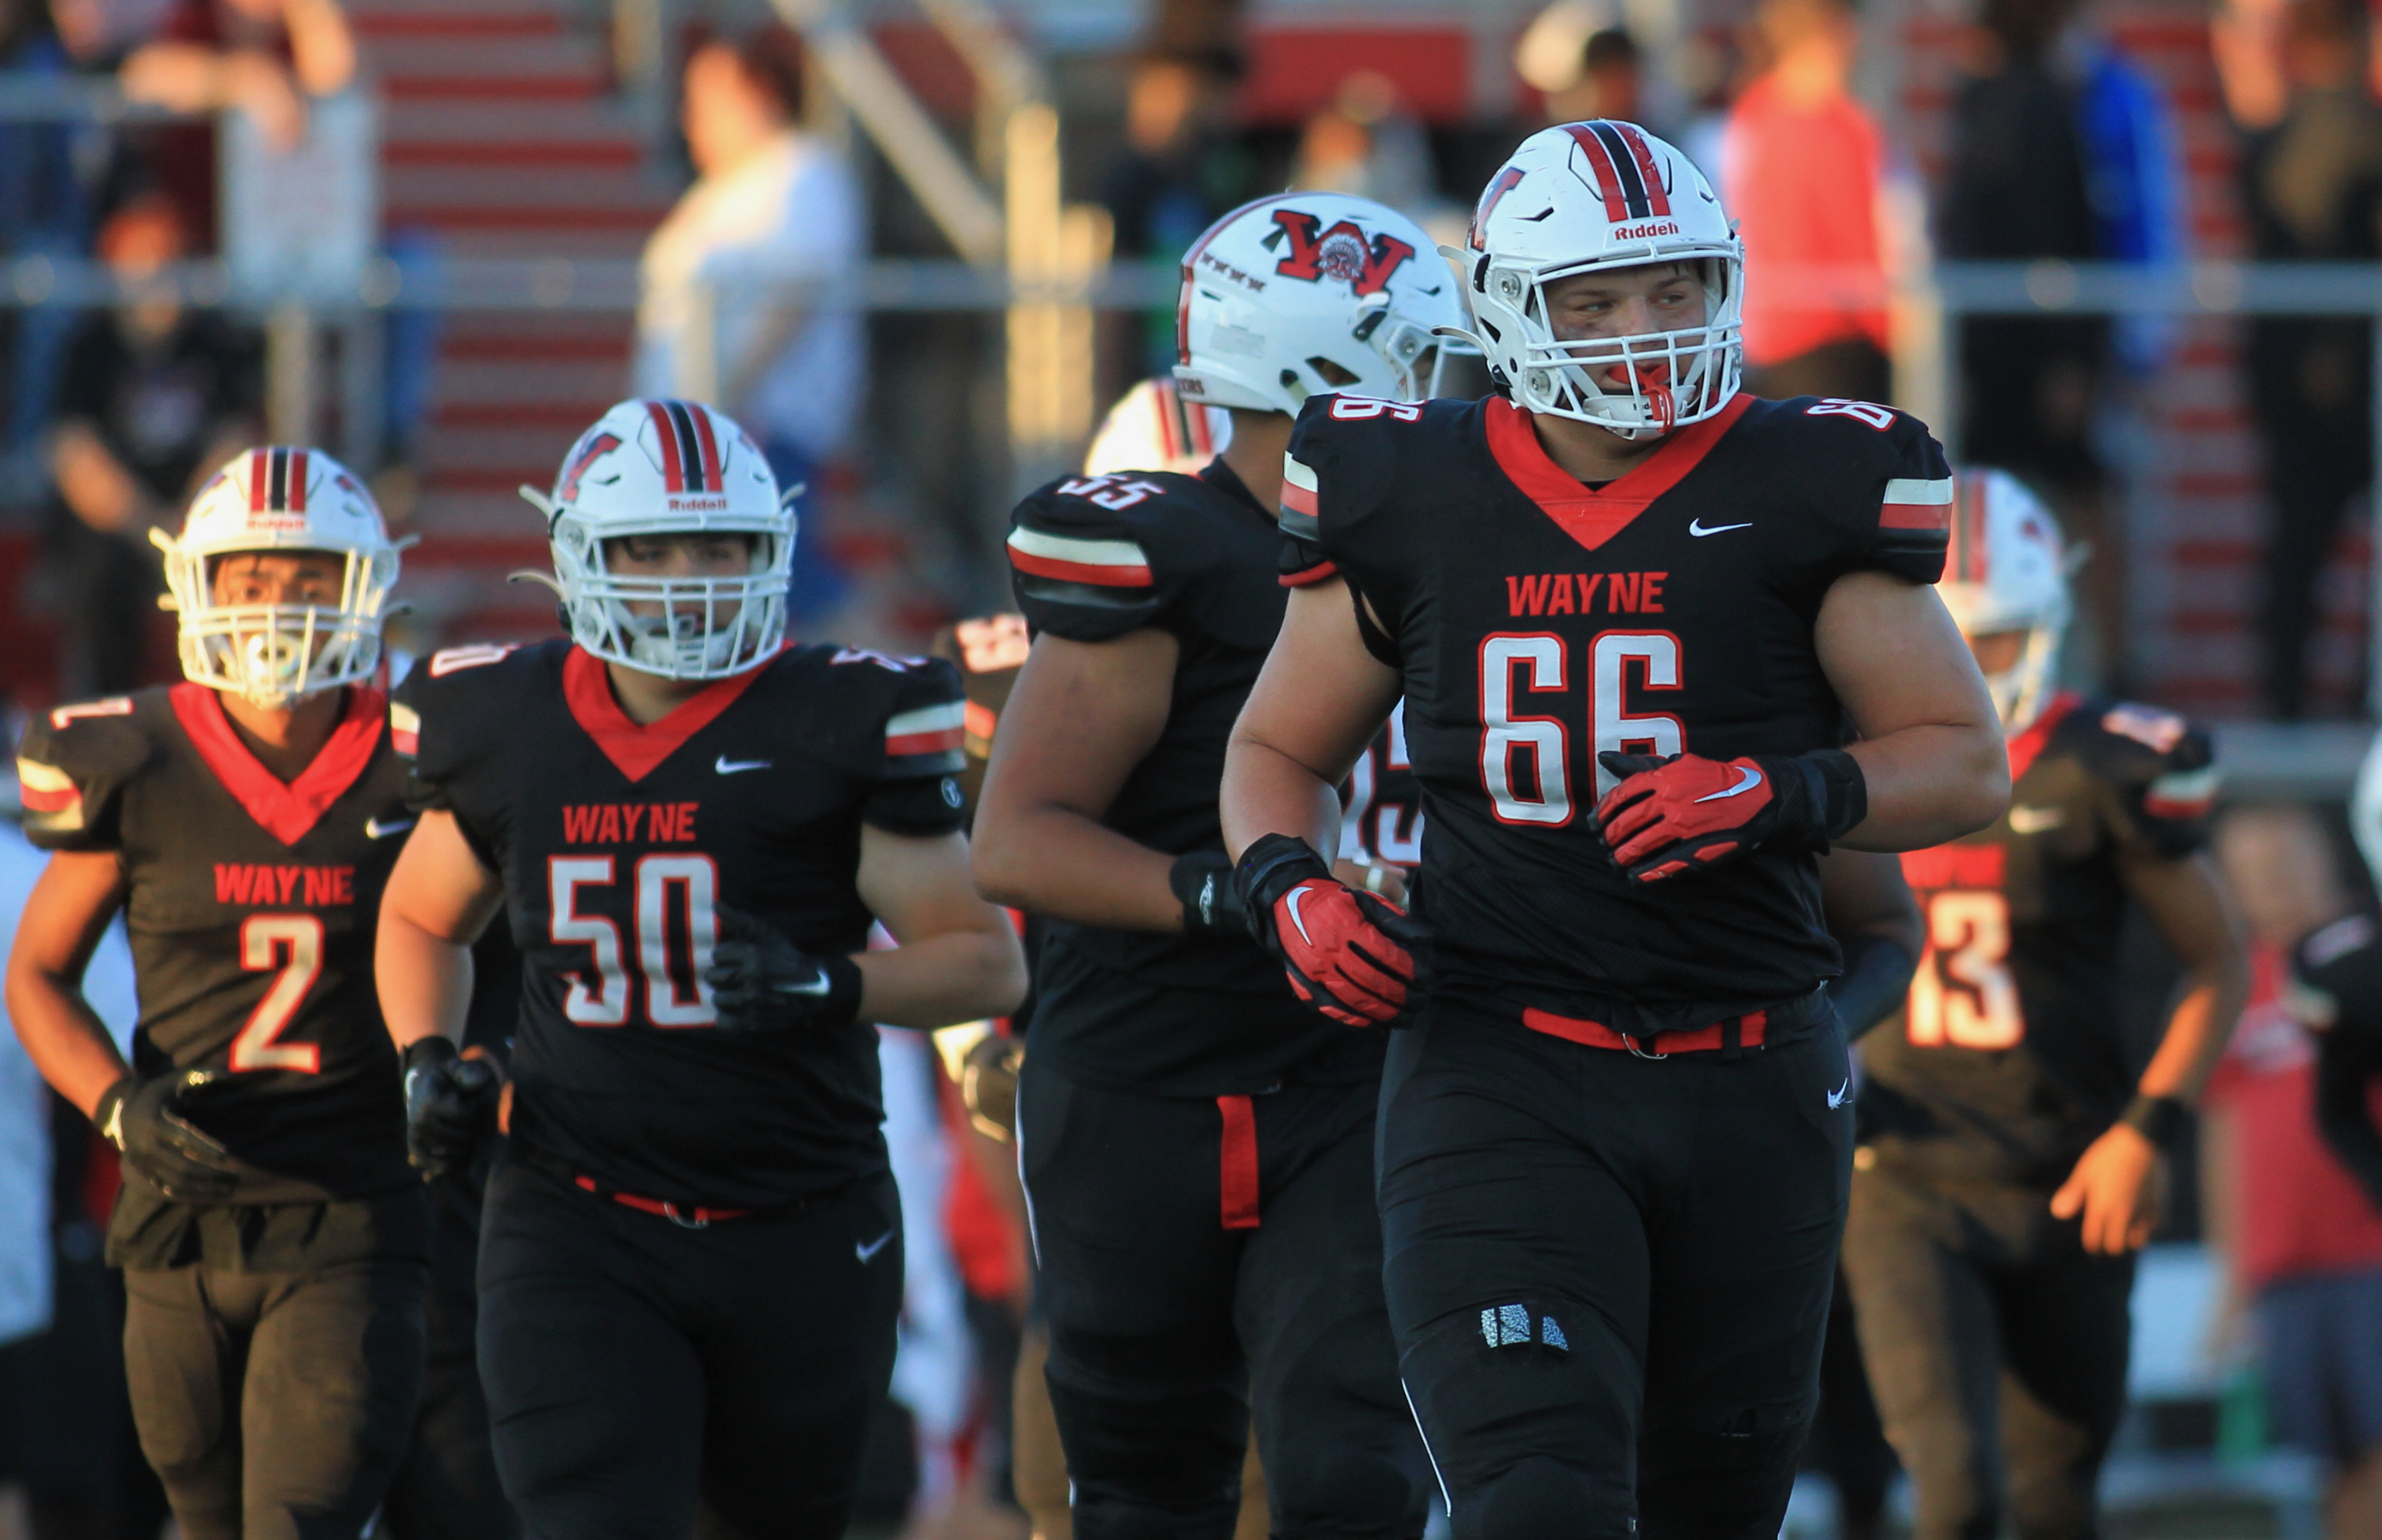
[636, 25, 862, 541]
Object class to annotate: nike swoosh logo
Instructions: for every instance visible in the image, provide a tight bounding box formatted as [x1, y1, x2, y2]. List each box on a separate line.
[1692, 766, 1763, 802]
[856, 1229, 895, 1264]
[1284, 886, 1316, 947]
[1828, 1077, 1851, 1109]
[716, 757, 773, 775]
[2008, 806, 2066, 834]
[1198, 875, 1218, 929]
[1688, 518, 1752, 537]
[365, 816, 415, 839]
[775, 967, 832, 999]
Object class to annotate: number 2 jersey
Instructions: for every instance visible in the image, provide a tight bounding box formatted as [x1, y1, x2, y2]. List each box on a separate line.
[15, 684, 415, 1210]
[1857, 693, 2219, 1186]
[1281, 391, 1951, 1035]
[394, 639, 968, 1209]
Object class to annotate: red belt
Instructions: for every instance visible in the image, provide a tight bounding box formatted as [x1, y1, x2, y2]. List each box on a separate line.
[572, 1174, 751, 1228]
[1521, 1007, 1770, 1057]
[1217, 1095, 1261, 1231]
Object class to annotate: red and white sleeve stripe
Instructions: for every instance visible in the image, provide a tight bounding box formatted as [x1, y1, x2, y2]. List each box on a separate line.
[1881, 476, 1955, 532]
[1005, 528, 1154, 589]
[15, 757, 84, 831]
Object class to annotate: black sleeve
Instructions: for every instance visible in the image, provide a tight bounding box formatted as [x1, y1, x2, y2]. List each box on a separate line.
[2296, 915, 2382, 1215]
[2090, 704, 2219, 863]
[1005, 474, 1191, 643]
[864, 658, 970, 835]
[1798, 401, 1953, 586]
[2316, 1025, 2382, 1218]
[390, 644, 522, 868]
[12, 700, 148, 852]
[1278, 395, 1400, 591]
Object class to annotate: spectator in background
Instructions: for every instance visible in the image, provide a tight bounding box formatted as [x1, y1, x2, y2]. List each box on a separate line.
[1, 0, 101, 472]
[2206, 804, 2382, 1538]
[44, 190, 259, 698]
[635, 25, 859, 618]
[2213, 0, 2380, 718]
[1098, 48, 1252, 374]
[1721, 0, 1893, 402]
[117, 0, 356, 250]
[1288, 72, 1462, 248]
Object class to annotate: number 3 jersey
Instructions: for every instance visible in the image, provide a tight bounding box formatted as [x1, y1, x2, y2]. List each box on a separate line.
[1857, 693, 2219, 1186]
[394, 639, 968, 1208]
[15, 684, 414, 1203]
[1282, 392, 1951, 1035]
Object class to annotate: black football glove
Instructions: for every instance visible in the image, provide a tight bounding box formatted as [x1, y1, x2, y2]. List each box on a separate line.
[1233, 833, 1430, 1028]
[706, 903, 865, 1034]
[1589, 749, 1866, 886]
[1168, 851, 1253, 941]
[401, 1038, 503, 1180]
[93, 1070, 243, 1203]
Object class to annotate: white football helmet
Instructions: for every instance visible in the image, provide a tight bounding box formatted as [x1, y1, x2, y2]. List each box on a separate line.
[1450, 121, 1743, 440]
[1937, 468, 2072, 733]
[154, 447, 402, 709]
[521, 399, 789, 680]
[1174, 192, 1467, 416]
[1084, 376, 1233, 476]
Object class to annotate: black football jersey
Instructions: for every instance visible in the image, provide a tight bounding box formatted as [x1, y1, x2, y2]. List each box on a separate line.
[394, 639, 968, 1208]
[15, 684, 415, 1202]
[1282, 392, 1951, 1034]
[1006, 459, 1372, 1095]
[1340, 699, 1425, 870]
[1857, 693, 2219, 1185]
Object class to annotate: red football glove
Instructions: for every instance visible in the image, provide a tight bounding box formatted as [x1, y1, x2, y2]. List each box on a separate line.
[1233, 834, 1429, 1028]
[1592, 751, 1853, 885]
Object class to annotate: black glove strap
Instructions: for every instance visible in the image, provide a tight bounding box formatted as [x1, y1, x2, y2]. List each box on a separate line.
[1233, 833, 1333, 922]
[92, 1074, 133, 1148]
[402, 1036, 460, 1081]
[806, 953, 867, 1031]
[1168, 851, 1241, 938]
[2121, 1093, 2189, 1149]
[1807, 748, 1868, 842]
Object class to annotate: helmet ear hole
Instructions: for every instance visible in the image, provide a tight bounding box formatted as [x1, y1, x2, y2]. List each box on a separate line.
[1307, 357, 1362, 387]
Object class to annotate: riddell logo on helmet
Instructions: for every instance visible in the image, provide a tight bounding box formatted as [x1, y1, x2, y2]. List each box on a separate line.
[667, 495, 729, 511]
[1614, 221, 1679, 240]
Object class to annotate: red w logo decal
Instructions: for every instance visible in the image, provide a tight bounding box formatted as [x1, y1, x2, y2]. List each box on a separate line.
[1270, 210, 1417, 296]
[558, 432, 622, 505]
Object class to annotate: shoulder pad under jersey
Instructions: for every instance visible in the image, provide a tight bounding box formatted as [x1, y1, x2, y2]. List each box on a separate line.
[1751, 397, 1952, 586]
[1007, 470, 1238, 643]
[810, 645, 969, 834]
[1278, 393, 1424, 586]
[390, 640, 545, 812]
[13, 690, 163, 850]
[2057, 698, 2219, 858]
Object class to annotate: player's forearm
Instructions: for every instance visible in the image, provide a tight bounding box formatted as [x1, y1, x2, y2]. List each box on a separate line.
[1220, 733, 1344, 863]
[1839, 722, 2009, 852]
[373, 907, 475, 1050]
[971, 802, 1182, 931]
[2, 967, 130, 1120]
[853, 930, 1027, 1028]
[2137, 965, 2248, 1104]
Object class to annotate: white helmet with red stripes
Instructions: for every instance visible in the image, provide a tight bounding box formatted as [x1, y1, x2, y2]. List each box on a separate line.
[1083, 376, 1233, 476]
[1937, 467, 2072, 732]
[1453, 120, 1743, 440]
[1173, 192, 1467, 416]
[522, 399, 790, 680]
[154, 446, 402, 708]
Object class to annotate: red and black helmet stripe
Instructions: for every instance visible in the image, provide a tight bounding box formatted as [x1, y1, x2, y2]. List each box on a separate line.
[643, 400, 723, 494]
[1565, 121, 1672, 223]
[247, 447, 309, 514]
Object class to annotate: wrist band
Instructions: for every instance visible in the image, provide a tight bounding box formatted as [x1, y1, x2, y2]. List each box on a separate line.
[1805, 748, 1868, 842]
[2120, 1093, 2189, 1149]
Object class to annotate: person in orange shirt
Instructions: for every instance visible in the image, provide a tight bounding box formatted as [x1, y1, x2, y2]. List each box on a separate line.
[1721, 0, 1893, 402]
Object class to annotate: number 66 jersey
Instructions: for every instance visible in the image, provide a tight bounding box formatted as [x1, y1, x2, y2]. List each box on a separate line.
[1281, 391, 1950, 1035]
[393, 639, 968, 1209]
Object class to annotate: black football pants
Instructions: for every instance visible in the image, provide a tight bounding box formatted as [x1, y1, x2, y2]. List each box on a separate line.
[382, 1172, 516, 1540]
[476, 1151, 903, 1540]
[1840, 1162, 2135, 1540]
[1017, 1055, 1425, 1540]
[121, 1257, 428, 1540]
[1378, 1002, 1854, 1540]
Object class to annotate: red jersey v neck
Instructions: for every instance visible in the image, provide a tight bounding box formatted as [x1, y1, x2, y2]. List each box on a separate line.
[562, 645, 774, 783]
[169, 683, 387, 847]
[1484, 392, 1753, 554]
[2005, 690, 2080, 783]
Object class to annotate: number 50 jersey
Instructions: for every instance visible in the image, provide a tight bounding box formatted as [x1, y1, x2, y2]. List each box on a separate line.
[395, 639, 968, 1209]
[1282, 392, 1951, 1034]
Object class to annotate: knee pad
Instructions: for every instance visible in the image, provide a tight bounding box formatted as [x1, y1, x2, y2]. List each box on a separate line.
[1635, 1421, 1811, 1540]
[1459, 1456, 1630, 1540]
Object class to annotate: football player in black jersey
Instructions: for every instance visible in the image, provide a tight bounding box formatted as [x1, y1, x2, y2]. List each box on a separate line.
[1220, 122, 2010, 1540]
[971, 196, 1460, 1540]
[373, 399, 1027, 1540]
[5, 448, 430, 1540]
[1841, 470, 2246, 1540]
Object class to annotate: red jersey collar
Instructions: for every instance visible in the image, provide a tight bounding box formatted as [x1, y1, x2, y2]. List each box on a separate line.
[1484, 392, 1753, 554]
[2006, 689, 2081, 782]
[562, 645, 776, 783]
[170, 683, 387, 847]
